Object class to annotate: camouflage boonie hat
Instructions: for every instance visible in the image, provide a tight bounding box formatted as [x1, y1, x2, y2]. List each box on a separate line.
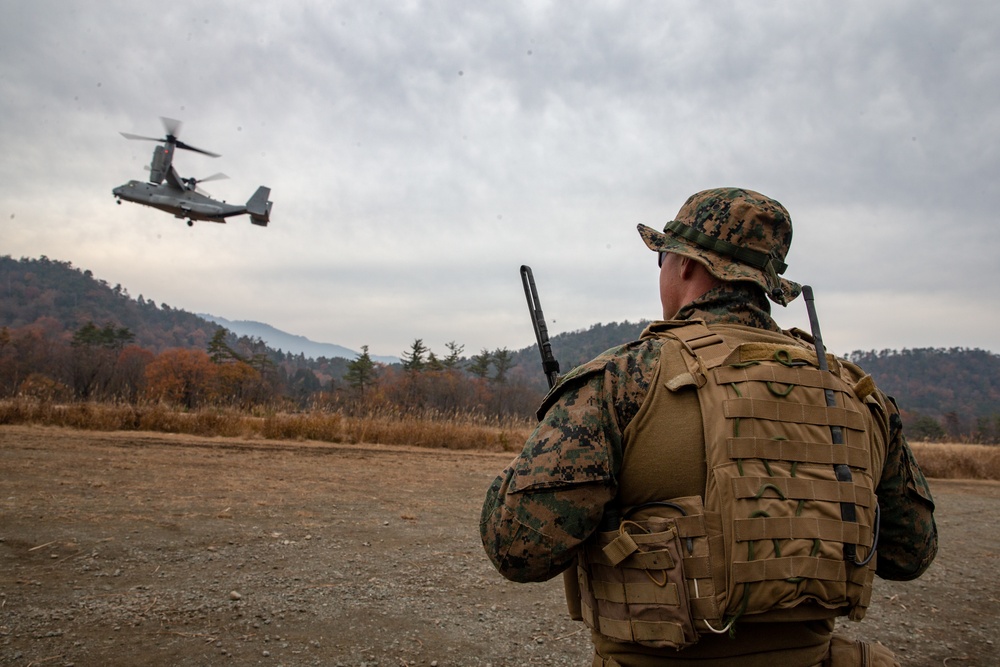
[637, 187, 802, 306]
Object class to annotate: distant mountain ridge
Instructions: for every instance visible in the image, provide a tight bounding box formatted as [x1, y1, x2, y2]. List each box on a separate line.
[0, 255, 390, 363]
[199, 315, 398, 364]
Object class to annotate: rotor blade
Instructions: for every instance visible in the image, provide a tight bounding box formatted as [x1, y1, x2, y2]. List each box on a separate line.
[120, 132, 162, 142]
[161, 117, 183, 138]
[122, 117, 221, 156]
[174, 140, 221, 158]
[195, 172, 229, 184]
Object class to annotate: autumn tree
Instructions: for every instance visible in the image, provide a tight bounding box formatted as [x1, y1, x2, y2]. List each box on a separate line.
[0, 324, 66, 396]
[111, 345, 154, 403]
[70, 322, 136, 399]
[0, 326, 17, 395]
[18, 373, 72, 402]
[212, 360, 268, 408]
[144, 348, 216, 408]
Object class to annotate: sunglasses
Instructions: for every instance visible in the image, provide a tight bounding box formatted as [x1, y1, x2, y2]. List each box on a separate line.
[658, 251, 668, 268]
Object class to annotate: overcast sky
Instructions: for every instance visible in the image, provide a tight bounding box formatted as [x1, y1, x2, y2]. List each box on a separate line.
[2, 1, 998, 360]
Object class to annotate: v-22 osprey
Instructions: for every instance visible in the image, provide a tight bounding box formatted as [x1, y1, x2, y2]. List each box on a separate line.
[113, 117, 272, 227]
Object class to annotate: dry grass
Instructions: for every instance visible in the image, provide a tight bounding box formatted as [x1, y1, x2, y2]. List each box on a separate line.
[0, 398, 532, 453]
[2, 399, 997, 478]
[909, 442, 1000, 481]
[339, 410, 530, 451]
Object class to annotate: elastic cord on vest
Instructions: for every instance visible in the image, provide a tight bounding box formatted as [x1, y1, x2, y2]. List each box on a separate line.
[624, 501, 694, 554]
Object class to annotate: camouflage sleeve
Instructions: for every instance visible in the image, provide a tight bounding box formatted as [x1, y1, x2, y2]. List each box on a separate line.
[479, 344, 655, 583]
[873, 396, 938, 580]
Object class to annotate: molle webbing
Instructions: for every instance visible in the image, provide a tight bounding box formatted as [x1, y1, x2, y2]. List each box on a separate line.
[724, 398, 866, 431]
[730, 477, 874, 517]
[697, 330, 878, 623]
[576, 323, 880, 651]
[671, 324, 732, 371]
[727, 438, 870, 467]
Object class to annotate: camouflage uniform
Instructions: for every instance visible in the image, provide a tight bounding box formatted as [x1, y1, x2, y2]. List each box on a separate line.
[480, 188, 937, 666]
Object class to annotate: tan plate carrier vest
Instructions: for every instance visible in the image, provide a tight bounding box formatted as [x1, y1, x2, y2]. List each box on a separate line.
[577, 322, 883, 650]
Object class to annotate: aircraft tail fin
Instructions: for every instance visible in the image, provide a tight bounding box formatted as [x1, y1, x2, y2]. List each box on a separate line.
[247, 186, 272, 226]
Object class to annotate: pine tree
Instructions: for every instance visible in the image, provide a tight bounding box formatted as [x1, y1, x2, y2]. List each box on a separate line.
[207, 328, 241, 364]
[402, 338, 429, 373]
[491, 347, 513, 383]
[468, 348, 493, 379]
[442, 341, 464, 370]
[345, 345, 378, 392]
[426, 351, 443, 372]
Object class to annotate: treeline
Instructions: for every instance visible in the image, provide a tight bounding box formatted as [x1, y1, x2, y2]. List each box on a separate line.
[0, 322, 543, 418]
[0, 255, 543, 418]
[510, 320, 651, 388]
[5, 254, 1000, 442]
[848, 348, 1000, 443]
[513, 323, 1000, 443]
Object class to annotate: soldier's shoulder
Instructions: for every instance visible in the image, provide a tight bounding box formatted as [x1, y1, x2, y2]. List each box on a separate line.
[535, 338, 663, 416]
[559, 337, 663, 383]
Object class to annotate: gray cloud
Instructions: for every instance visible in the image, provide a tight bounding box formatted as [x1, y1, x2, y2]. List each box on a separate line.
[2, 0, 998, 358]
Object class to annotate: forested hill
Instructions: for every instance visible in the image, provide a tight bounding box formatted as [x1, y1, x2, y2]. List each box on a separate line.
[0, 255, 221, 353]
[847, 348, 1000, 432]
[515, 320, 652, 372]
[511, 321, 1000, 439]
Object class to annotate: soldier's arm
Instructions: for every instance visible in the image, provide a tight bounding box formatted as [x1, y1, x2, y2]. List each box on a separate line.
[480, 373, 623, 583]
[873, 398, 938, 580]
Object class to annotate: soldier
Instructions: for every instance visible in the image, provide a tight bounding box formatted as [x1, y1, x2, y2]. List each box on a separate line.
[481, 187, 937, 666]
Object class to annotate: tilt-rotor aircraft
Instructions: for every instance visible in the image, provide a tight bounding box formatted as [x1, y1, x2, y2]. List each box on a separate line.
[113, 117, 272, 227]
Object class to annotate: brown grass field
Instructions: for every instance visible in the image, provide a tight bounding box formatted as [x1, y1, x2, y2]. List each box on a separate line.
[0, 398, 533, 453]
[1, 398, 998, 481]
[906, 442, 1000, 481]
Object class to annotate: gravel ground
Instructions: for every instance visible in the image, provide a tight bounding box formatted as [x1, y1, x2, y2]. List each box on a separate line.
[1, 425, 997, 666]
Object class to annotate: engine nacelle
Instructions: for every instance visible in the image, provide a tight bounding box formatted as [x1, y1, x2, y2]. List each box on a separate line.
[148, 145, 172, 184]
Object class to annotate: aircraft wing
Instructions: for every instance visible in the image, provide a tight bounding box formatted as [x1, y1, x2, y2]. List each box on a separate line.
[164, 166, 187, 191]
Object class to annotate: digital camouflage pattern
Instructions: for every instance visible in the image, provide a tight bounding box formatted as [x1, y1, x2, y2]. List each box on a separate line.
[637, 187, 802, 306]
[480, 282, 937, 587]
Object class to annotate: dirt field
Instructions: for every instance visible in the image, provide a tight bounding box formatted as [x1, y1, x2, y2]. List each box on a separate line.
[1, 426, 997, 667]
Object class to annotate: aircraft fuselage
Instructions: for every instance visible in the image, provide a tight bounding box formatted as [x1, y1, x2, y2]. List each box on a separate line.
[112, 180, 246, 223]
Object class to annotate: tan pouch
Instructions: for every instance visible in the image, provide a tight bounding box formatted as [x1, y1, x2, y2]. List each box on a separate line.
[583, 516, 697, 649]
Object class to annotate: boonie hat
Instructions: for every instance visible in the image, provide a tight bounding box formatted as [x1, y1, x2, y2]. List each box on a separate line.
[637, 187, 802, 306]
